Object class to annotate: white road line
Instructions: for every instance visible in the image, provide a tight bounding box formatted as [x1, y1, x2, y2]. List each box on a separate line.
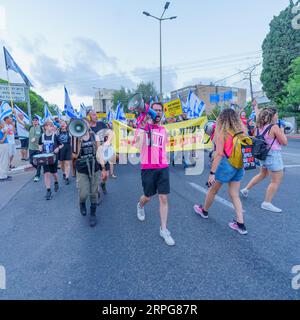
[284, 165, 300, 168]
[189, 182, 236, 211]
[282, 152, 300, 157]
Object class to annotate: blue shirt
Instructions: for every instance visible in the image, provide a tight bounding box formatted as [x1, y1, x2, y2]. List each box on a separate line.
[0, 130, 8, 143]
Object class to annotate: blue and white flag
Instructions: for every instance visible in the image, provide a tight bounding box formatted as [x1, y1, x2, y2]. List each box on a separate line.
[14, 105, 30, 124]
[79, 103, 86, 118]
[44, 104, 53, 121]
[249, 110, 256, 121]
[185, 91, 194, 119]
[194, 100, 206, 118]
[34, 114, 44, 125]
[56, 108, 63, 119]
[64, 86, 77, 119]
[115, 101, 126, 122]
[3, 47, 33, 87]
[0, 102, 12, 121]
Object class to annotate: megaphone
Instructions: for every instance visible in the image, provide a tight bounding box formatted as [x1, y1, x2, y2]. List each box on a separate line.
[69, 119, 88, 138]
[278, 120, 294, 135]
[128, 93, 157, 121]
[204, 120, 216, 137]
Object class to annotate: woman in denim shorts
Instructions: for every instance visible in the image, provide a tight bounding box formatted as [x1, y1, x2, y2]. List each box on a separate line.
[194, 109, 248, 235]
[241, 108, 287, 213]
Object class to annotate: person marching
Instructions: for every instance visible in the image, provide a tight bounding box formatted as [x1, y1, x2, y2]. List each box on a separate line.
[87, 109, 113, 195]
[28, 116, 43, 182]
[0, 120, 12, 182]
[57, 120, 72, 185]
[194, 108, 248, 235]
[75, 119, 106, 227]
[240, 107, 288, 212]
[38, 120, 63, 200]
[136, 102, 175, 247]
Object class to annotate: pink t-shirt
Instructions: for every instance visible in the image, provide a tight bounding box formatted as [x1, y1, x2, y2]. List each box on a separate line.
[215, 132, 233, 157]
[140, 124, 169, 170]
[259, 125, 281, 151]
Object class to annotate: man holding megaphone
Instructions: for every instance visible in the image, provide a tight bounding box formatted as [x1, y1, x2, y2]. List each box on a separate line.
[133, 100, 175, 247]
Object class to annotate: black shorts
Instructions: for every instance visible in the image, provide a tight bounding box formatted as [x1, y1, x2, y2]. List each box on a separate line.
[141, 167, 170, 197]
[43, 161, 58, 174]
[59, 144, 72, 161]
[20, 138, 29, 149]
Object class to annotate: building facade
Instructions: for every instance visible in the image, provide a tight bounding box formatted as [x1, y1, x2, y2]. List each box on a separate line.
[93, 88, 116, 113]
[171, 84, 247, 113]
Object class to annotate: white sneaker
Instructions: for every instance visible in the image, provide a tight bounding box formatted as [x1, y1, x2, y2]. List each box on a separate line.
[240, 188, 249, 198]
[137, 202, 145, 221]
[160, 228, 175, 246]
[261, 202, 282, 213]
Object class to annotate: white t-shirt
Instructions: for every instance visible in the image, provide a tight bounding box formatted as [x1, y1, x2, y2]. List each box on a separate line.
[16, 121, 29, 139]
[5, 124, 15, 145]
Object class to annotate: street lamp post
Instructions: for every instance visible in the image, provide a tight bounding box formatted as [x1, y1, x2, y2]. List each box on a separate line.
[143, 2, 177, 100]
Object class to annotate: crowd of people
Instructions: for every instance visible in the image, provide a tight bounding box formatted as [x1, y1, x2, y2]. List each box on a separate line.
[0, 100, 289, 245]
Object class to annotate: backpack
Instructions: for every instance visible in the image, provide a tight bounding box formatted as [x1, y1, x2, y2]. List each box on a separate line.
[224, 132, 256, 171]
[251, 125, 275, 161]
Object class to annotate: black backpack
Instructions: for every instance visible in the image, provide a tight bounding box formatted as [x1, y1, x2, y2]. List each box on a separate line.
[251, 124, 275, 161]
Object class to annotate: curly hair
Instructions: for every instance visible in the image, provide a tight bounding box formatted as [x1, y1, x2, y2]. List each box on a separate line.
[216, 108, 244, 138]
[256, 107, 277, 129]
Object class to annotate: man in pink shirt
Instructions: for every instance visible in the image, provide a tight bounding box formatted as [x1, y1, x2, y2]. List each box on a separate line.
[136, 102, 175, 246]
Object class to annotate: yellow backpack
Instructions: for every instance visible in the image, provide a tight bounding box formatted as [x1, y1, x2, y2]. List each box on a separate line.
[225, 132, 256, 170]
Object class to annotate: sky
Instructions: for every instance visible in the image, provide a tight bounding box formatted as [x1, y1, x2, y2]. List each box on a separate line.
[0, 0, 292, 109]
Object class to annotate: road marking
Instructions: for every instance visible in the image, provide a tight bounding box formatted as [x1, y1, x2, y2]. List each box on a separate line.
[189, 182, 236, 211]
[282, 152, 300, 157]
[284, 165, 300, 168]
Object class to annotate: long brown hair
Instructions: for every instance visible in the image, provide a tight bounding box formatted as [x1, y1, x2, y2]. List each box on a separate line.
[256, 107, 277, 129]
[216, 108, 244, 139]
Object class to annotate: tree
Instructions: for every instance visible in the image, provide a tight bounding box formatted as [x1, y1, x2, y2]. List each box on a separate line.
[112, 82, 159, 113]
[261, 0, 300, 104]
[278, 56, 300, 126]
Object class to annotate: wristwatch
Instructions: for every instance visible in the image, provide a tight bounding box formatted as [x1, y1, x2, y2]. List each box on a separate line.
[210, 171, 215, 175]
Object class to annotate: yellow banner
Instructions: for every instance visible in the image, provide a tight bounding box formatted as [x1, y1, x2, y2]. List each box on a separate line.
[113, 117, 212, 154]
[126, 113, 136, 119]
[97, 113, 106, 119]
[163, 99, 183, 118]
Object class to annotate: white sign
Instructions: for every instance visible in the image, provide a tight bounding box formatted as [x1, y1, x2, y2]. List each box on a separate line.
[0, 84, 26, 102]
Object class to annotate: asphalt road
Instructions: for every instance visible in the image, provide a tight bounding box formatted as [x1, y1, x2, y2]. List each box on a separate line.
[0, 140, 299, 300]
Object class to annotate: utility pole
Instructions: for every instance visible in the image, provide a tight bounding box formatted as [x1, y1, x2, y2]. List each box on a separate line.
[242, 63, 261, 101]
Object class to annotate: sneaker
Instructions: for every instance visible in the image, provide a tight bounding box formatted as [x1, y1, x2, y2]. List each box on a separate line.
[63, 174, 66, 180]
[137, 202, 145, 222]
[111, 174, 117, 179]
[101, 182, 107, 195]
[193, 204, 208, 219]
[45, 190, 52, 200]
[54, 183, 59, 192]
[261, 202, 282, 213]
[33, 176, 40, 182]
[80, 203, 87, 216]
[89, 215, 97, 227]
[228, 221, 248, 235]
[240, 188, 249, 198]
[65, 178, 70, 185]
[160, 228, 175, 246]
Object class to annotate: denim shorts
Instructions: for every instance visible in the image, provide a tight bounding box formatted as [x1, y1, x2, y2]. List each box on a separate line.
[260, 150, 284, 172]
[215, 157, 245, 184]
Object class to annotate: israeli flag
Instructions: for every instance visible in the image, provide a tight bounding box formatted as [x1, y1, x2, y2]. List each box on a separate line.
[79, 103, 86, 118]
[57, 108, 63, 119]
[44, 104, 53, 121]
[64, 86, 77, 119]
[115, 101, 126, 122]
[34, 114, 44, 125]
[14, 105, 30, 124]
[249, 110, 256, 121]
[185, 90, 200, 119]
[0, 102, 12, 121]
[194, 100, 206, 118]
[3, 47, 33, 87]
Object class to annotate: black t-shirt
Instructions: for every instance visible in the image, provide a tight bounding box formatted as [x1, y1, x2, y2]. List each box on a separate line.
[90, 121, 109, 145]
[76, 133, 100, 174]
[57, 130, 71, 145]
[38, 133, 61, 154]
